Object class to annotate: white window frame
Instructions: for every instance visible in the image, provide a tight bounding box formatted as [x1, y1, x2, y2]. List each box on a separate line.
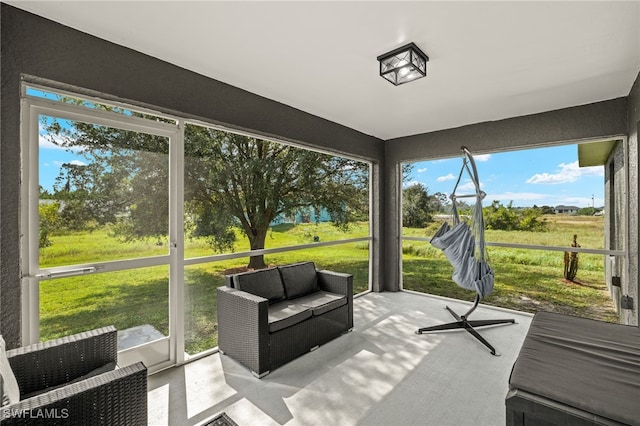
[20, 82, 374, 369]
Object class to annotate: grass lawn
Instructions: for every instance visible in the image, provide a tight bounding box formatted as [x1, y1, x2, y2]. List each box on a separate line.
[40, 222, 370, 353]
[403, 214, 617, 323]
[39, 215, 617, 355]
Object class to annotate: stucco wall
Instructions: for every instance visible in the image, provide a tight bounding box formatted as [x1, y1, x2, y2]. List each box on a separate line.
[627, 72, 640, 325]
[0, 4, 385, 347]
[604, 141, 626, 317]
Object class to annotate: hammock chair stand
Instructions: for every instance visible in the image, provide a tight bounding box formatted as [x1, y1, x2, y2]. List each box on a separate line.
[416, 294, 515, 356]
[415, 147, 515, 356]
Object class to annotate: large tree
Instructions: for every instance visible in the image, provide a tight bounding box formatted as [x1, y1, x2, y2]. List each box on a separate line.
[44, 112, 369, 269]
[183, 124, 369, 269]
[402, 183, 433, 228]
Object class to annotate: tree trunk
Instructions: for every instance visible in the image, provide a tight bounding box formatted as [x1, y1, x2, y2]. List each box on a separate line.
[247, 226, 268, 270]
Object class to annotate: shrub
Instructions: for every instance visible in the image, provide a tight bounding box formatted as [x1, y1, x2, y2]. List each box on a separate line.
[39, 202, 62, 247]
[484, 201, 547, 232]
[577, 207, 598, 216]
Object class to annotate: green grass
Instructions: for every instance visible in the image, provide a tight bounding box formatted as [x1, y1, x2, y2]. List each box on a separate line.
[40, 266, 170, 339]
[402, 214, 617, 323]
[38, 216, 617, 355]
[40, 222, 370, 353]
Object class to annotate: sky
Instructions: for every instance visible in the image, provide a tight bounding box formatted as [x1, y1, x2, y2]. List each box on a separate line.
[404, 144, 605, 209]
[41, 138, 605, 209]
[36, 100, 605, 209]
[32, 87, 606, 207]
[39, 117, 86, 193]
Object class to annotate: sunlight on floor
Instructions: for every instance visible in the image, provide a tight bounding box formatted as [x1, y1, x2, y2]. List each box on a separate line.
[148, 292, 532, 426]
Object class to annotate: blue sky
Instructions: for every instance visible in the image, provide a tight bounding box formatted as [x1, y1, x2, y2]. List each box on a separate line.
[405, 144, 604, 208]
[39, 117, 87, 193]
[40, 148, 86, 192]
[29, 87, 606, 207]
[38, 111, 604, 208]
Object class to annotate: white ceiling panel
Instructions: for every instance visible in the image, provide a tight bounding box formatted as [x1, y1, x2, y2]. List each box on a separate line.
[7, 1, 640, 140]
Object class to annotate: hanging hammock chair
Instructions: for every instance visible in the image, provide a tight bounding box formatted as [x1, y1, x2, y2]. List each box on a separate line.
[415, 147, 515, 356]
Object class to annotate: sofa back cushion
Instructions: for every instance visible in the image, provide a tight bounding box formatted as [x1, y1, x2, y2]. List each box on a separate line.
[279, 262, 319, 299]
[234, 268, 286, 304]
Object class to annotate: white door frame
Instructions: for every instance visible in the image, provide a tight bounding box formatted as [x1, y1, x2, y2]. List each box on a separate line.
[20, 93, 184, 372]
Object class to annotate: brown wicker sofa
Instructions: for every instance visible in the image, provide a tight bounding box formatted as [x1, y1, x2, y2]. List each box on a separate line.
[1, 326, 147, 425]
[217, 261, 353, 378]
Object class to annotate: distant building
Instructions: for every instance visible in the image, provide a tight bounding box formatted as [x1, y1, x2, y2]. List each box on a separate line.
[554, 205, 580, 214]
[270, 207, 332, 226]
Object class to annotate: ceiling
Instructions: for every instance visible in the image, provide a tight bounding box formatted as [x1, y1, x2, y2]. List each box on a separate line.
[7, 1, 640, 140]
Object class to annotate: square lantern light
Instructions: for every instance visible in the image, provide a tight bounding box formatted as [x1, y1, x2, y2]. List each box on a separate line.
[377, 42, 429, 86]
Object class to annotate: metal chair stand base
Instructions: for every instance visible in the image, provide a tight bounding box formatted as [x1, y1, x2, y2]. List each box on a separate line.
[415, 295, 516, 356]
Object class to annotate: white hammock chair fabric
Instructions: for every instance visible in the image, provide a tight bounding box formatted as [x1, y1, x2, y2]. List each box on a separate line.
[430, 147, 494, 299]
[416, 147, 514, 356]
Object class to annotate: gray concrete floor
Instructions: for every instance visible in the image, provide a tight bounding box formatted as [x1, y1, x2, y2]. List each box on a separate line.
[147, 291, 533, 426]
[118, 324, 165, 351]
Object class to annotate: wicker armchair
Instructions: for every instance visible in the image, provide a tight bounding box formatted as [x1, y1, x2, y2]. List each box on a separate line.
[1, 326, 147, 425]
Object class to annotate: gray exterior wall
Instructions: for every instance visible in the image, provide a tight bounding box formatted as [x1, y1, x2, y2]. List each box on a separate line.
[604, 141, 627, 317]
[0, 4, 385, 347]
[384, 99, 630, 293]
[627, 72, 640, 325]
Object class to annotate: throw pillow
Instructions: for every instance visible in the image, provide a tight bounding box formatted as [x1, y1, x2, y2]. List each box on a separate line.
[0, 336, 20, 406]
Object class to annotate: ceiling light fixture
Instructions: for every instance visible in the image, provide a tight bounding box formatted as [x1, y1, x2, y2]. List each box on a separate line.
[377, 42, 429, 86]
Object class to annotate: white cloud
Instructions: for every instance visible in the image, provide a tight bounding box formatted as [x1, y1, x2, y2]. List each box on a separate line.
[39, 134, 64, 150]
[486, 192, 547, 202]
[563, 196, 602, 207]
[39, 134, 86, 153]
[403, 180, 421, 188]
[474, 154, 491, 162]
[436, 173, 455, 182]
[53, 159, 87, 167]
[526, 161, 603, 184]
[484, 192, 604, 208]
[38, 120, 85, 152]
[458, 180, 484, 192]
[580, 165, 605, 177]
[417, 167, 427, 173]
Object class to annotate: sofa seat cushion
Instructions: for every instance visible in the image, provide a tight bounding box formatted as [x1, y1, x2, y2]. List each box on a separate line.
[509, 312, 640, 425]
[279, 262, 319, 299]
[268, 302, 312, 333]
[295, 291, 347, 316]
[234, 267, 286, 304]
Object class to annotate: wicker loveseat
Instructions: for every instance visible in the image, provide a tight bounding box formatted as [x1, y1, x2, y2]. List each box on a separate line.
[1, 326, 147, 426]
[217, 261, 353, 378]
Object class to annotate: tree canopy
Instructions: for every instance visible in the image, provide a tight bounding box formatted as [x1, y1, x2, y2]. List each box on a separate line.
[183, 124, 369, 268]
[402, 183, 449, 228]
[43, 112, 369, 269]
